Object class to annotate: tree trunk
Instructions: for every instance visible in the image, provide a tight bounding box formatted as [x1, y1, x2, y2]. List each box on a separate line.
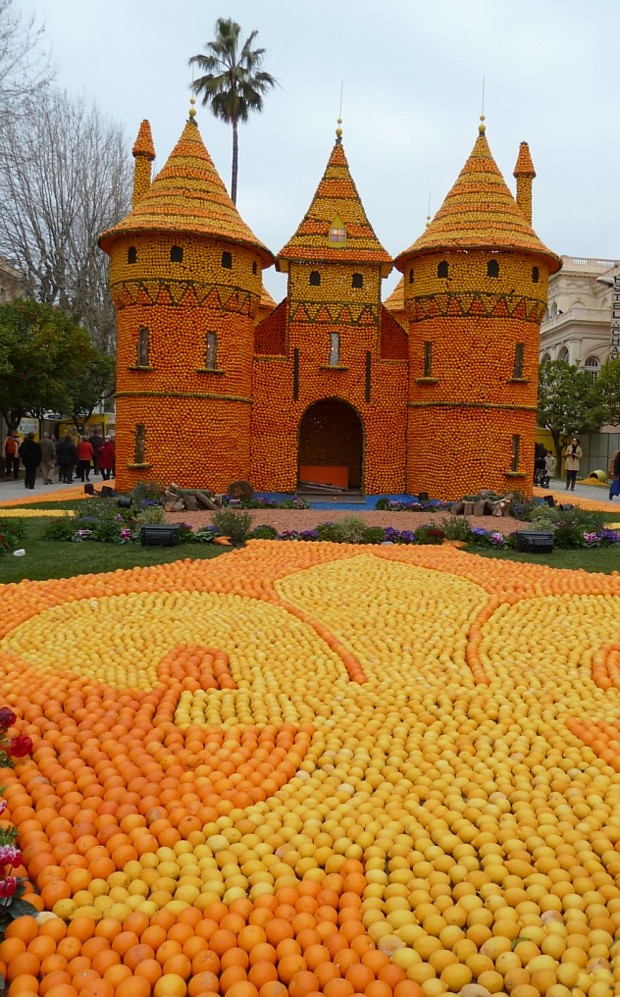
[231, 118, 239, 204]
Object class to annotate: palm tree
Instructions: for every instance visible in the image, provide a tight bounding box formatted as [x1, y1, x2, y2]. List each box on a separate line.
[189, 18, 277, 204]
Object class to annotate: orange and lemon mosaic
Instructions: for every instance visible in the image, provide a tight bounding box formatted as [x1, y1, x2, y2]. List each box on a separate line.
[2, 542, 620, 996]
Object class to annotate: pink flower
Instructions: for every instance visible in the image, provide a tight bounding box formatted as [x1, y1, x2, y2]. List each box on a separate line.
[8, 734, 32, 758]
[0, 800, 7, 816]
[0, 877, 17, 897]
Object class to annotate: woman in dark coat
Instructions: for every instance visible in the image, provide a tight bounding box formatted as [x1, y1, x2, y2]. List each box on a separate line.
[18, 433, 42, 490]
[55, 434, 78, 484]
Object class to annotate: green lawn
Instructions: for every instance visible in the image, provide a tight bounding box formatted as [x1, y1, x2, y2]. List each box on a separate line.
[0, 516, 226, 584]
[472, 545, 619, 573]
[1, 506, 619, 584]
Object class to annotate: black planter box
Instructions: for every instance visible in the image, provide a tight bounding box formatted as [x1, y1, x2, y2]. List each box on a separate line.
[515, 530, 554, 553]
[140, 524, 181, 547]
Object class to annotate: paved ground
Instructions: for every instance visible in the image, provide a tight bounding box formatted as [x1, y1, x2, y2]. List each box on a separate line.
[0, 472, 617, 507]
[0, 471, 108, 501]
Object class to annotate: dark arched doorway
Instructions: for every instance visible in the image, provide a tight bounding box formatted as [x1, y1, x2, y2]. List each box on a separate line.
[298, 398, 364, 490]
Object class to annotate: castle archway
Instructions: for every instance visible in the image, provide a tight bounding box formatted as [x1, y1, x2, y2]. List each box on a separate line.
[298, 398, 364, 490]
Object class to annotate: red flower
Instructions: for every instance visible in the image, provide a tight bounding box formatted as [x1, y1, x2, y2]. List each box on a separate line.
[0, 877, 17, 897]
[8, 734, 32, 758]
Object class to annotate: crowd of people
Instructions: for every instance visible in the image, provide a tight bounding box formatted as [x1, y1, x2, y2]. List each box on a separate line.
[3, 429, 115, 489]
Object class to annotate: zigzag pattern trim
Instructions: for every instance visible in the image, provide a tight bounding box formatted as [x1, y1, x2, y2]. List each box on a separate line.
[111, 279, 258, 316]
[405, 293, 545, 323]
[288, 301, 379, 325]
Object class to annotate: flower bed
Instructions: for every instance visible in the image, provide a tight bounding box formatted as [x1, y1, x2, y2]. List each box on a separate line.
[0, 543, 620, 995]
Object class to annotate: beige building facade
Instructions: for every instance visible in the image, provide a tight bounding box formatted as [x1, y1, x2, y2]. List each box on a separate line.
[539, 255, 620, 376]
[0, 257, 23, 303]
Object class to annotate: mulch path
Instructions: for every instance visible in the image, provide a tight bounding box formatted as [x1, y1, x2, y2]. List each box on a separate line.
[164, 507, 525, 536]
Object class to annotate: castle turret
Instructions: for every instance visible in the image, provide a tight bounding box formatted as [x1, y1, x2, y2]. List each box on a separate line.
[513, 140, 536, 226]
[395, 118, 561, 500]
[131, 120, 155, 208]
[250, 123, 408, 494]
[100, 106, 274, 492]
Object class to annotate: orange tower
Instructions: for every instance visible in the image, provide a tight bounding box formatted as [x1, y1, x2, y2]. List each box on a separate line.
[395, 118, 561, 500]
[251, 123, 408, 494]
[99, 105, 273, 492]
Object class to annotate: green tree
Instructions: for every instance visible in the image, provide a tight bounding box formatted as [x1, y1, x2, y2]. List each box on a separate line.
[537, 359, 602, 470]
[66, 351, 116, 433]
[594, 357, 620, 426]
[189, 18, 277, 204]
[0, 299, 95, 431]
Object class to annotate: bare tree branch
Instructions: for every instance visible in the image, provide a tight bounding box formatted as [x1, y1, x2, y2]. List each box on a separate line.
[0, 88, 131, 351]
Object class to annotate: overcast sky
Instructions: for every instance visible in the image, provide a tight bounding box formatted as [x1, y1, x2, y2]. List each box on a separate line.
[20, 0, 620, 300]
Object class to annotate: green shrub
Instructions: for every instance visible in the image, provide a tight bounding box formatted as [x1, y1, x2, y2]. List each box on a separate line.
[135, 504, 166, 525]
[375, 498, 392, 510]
[212, 507, 253, 544]
[316, 522, 339, 542]
[189, 526, 218, 544]
[332, 517, 368, 544]
[414, 523, 446, 545]
[362, 526, 386, 545]
[43, 518, 79, 541]
[249, 524, 278, 540]
[130, 480, 166, 503]
[0, 517, 27, 551]
[440, 515, 472, 542]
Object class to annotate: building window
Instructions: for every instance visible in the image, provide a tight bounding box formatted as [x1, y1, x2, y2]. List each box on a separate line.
[137, 327, 150, 367]
[205, 332, 217, 370]
[127, 246, 137, 264]
[487, 259, 500, 278]
[437, 261, 448, 279]
[558, 346, 569, 362]
[221, 251, 232, 270]
[423, 341, 432, 377]
[310, 271, 321, 287]
[328, 333, 340, 366]
[352, 273, 363, 289]
[170, 246, 183, 263]
[408, 268, 414, 285]
[511, 434, 520, 473]
[328, 216, 346, 245]
[513, 342, 524, 378]
[532, 266, 540, 283]
[252, 261, 257, 275]
[584, 356, 600, 382]
[135, 424, 146, 464]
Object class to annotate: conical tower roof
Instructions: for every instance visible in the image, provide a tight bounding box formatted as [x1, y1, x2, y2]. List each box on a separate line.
[395, 122, 560, 273]
[100, 117, 274, 268]
[277, 129, 392, 276]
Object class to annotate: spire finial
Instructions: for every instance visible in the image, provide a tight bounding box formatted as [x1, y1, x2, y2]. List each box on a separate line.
[479, 76, 486, 134]
[426, 190, 432, 227]
[188, 95, 197, 125]
[336, 82, 344, 142]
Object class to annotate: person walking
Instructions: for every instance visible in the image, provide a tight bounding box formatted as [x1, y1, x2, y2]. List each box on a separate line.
[610, 449, 620, 501]
[98, 437, 115, 481]
[18, 432, 42, 489]
[564, 437, 582, 491]
[89, 431, 105, 475]
[76, 436, 94, 482]
[39, 433, 57, 484]
[4, 431, 20, 480]
[544, 450, 556, 481]
[56, 434, 77, 484]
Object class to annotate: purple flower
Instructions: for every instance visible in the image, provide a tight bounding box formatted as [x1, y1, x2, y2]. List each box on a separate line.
[0, 707, 16, 729]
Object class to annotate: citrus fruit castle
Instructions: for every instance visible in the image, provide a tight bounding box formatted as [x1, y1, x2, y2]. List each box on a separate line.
[99, 103, 561, 500]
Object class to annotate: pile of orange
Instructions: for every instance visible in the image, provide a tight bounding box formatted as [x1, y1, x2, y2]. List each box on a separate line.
[1, 541, 620, 996]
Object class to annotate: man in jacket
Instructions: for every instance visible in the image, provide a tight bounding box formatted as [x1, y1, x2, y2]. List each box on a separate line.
[39, 433, 57, 484]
